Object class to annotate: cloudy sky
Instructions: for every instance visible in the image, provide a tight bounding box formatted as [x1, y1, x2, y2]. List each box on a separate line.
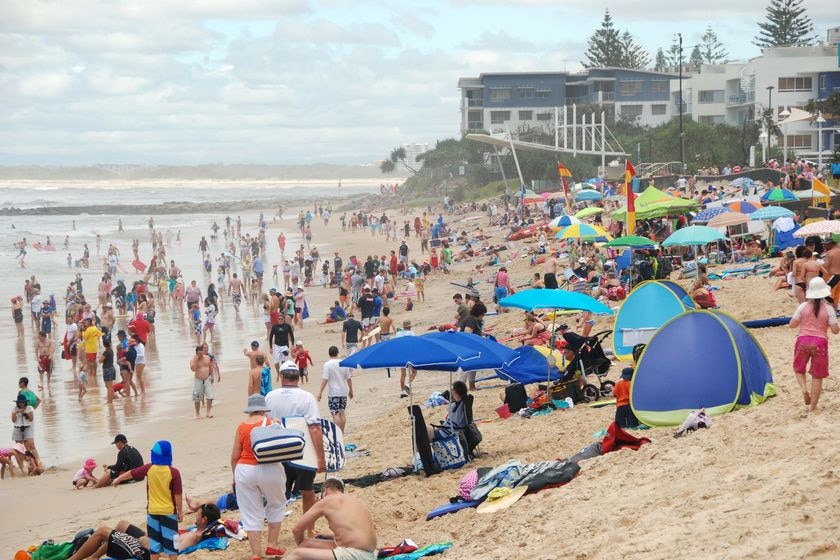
[1, 0, 836, 165]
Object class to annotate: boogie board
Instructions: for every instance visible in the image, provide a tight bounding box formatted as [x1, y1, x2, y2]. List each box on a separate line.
[281, 416, 345, 473]
[362, 326, 381, 341]
[44, 244, 56, 252]
[133, 259, 147, 272]
[426, 500, 482, 521]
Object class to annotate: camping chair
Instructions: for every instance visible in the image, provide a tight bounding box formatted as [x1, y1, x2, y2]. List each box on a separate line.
[561, 268, 589, 294]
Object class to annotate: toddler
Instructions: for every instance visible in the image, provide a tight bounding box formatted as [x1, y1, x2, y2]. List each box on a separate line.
[73, 457, 99, 488]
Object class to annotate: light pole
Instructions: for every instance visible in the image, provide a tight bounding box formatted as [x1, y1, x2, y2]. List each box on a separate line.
[677, 33, 684, 175]
[780, 106, 790, 167]
[816, 112, 826, 173]
[766, 85, 774, 158]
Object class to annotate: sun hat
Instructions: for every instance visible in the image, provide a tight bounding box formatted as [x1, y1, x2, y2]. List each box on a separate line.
[280, 360, 299, 372]
[805, 277, 831, 299]
[475, 485, 528, 514]
[243, 394, 270, 414]
[294, 340, 303, 346]
[578, 257, 587, 264]
[84, 458, 97, 470]
[12, 442, 26, 454]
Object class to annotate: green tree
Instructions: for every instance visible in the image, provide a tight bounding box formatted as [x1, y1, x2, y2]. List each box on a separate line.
[805, 91, 840, 119]
[753, 0, 816, 48]
[582, 9, 623, 67]
[379, 147, 419, 175]
[699, 25, 729, 64]
[664, 36, 681, 67]
[654, 47, 668, 71]
[689, 45, 703, 71]
[619, 30, 650, 69]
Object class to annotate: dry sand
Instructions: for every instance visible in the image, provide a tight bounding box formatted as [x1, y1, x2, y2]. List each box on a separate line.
[5, 204, 840, 560]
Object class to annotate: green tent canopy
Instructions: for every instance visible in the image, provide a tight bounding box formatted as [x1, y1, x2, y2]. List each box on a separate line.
[610, 186, 698, 221]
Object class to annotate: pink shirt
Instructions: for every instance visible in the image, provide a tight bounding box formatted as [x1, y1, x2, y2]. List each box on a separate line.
[495, 270, 511, 290]
[793, 301, 837, 339]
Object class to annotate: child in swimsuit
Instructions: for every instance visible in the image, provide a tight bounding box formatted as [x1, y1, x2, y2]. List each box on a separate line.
[73, 458, 99, 488]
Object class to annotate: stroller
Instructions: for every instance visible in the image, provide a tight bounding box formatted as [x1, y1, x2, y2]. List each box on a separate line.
[561, 330, 615, 402]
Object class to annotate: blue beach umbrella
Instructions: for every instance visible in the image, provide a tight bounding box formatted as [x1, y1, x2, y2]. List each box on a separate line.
[761, 188, 798, 202]
[662, 225, 727, 247]
[750, 206, 794, 221]
[423, 331, 518, 372]
[339, 336, 480, 369]
[692, 206, 731, 223]
[499, 289, 613, 315]
[576, 190, 603, 201]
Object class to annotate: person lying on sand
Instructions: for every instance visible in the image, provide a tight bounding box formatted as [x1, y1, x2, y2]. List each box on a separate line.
[286, 478, 377, 560]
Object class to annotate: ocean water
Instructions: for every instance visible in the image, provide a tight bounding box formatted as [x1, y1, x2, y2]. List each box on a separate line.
[0, 180, 376, 465]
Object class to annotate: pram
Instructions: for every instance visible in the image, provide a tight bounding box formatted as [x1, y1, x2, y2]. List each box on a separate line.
[560, 330, 615, 401]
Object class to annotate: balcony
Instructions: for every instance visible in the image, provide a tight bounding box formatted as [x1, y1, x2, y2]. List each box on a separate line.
[466, 99, 483, 108]
[467, 121, 484, 130]
[727, 92, 755, 106]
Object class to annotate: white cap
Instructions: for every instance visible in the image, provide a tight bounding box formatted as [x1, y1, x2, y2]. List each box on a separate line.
[280, 360, 299, 372]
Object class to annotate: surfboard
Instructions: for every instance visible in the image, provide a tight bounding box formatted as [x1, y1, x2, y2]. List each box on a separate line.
[362, 326, 381, 341]
[44, 244, 56, 252]
[133, 259, 147, 272]
[426, 500, 482, 521]
[281, 416, 345, 473]
[33, 242, 42, 251]
[589, 398, 616, 409]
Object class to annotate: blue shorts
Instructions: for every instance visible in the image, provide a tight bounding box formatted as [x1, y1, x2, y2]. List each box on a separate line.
[147, 513, 179, 555]
[494, 286, 508, 302]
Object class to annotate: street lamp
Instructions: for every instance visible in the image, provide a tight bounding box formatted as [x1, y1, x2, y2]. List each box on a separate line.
[816, 112, 826, 173]
[779, 106, 790, 167]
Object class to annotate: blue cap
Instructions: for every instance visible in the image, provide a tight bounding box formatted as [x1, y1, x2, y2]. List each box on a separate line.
[151, 440, 173, 466]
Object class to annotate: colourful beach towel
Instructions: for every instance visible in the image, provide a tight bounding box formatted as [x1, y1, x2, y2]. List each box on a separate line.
[383, 542, 453, 560]
[179, 536, 229, 555]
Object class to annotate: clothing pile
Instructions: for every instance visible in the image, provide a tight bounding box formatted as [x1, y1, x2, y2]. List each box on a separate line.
[378, 540, 453, 560]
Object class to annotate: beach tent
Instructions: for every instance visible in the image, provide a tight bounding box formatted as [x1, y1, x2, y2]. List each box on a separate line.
[495, 346, 560, 385]
[630, 310, 775, 427]
[612, 281, 694, 361]
[610, 186, 698, 221]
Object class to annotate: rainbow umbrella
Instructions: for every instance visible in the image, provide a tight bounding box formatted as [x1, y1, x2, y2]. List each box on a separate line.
[725, 200, 762, 214]
[761, 188, 797, 202]
[555, 223, 612, 241]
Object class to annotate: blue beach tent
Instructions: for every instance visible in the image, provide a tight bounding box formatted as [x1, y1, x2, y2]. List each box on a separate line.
[612, 281, 694, 361]
[630, 310, 776, 427]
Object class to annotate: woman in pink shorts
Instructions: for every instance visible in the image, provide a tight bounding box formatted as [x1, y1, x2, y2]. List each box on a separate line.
[789, 277, 839, 412]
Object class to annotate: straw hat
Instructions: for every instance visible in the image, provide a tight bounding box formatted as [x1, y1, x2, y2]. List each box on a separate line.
[476, 485, 528, 514]
[806, 277, 831, 300]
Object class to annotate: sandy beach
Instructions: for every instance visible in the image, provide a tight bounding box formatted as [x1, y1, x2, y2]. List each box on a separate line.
[4, 196, 840, 560]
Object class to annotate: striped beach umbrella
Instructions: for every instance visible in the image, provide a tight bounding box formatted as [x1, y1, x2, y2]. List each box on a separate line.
[761, 188, 798, 202]
[554, 223, 612, 241]
[725, 200, 762, 214]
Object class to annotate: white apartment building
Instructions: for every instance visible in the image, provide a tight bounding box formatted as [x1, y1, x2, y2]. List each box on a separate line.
[400, 142, 430, 167]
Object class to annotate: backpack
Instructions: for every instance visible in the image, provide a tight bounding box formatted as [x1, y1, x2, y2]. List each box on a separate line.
[250, 418, 305, 464]
[636, 259, 654, 281]
[655, 257, 673, 279]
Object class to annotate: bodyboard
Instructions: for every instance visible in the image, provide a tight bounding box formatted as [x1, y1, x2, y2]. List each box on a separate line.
[426, 500, 482, 521]
[282, 416, 317, 471]
[133, 259, 147, 272]
[320, 418, 345, 472]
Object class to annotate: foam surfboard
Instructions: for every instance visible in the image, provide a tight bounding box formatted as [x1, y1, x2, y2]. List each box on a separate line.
[589, 398, 616, 408]
[44, 244, 56, 252]
[426, 500, 482, 521]
[133, 259, 147, 272]
[362, 326, 381, 341]
[282, 416, 345, 472]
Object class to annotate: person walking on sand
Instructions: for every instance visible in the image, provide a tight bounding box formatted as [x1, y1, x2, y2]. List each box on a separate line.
[822, 239, 840, 310]
[229, 273, 243, 312]
[286, 478, 377, 560]
[190, 344, 216, 418]
[789, 277, 839, 413]
[34, 331, 55, 388]
[317, 346, 353, 433]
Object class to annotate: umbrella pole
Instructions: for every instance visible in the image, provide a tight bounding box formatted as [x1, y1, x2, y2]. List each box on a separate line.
[548, 311, 557, 393]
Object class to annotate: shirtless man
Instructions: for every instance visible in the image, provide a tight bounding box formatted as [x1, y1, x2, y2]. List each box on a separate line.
[189, 345, 215, 418]
[543, 253, 559, 289]
[229, 273, 243, 312]
[791, 247, 808, 303]
[802, 248, 828, 296]
[824, 239, 840, 310]
[35, 331, 55, 388]
[378, 307, 394, 342]
[287, 478, 377, 560]
[244, 340, 271, 369]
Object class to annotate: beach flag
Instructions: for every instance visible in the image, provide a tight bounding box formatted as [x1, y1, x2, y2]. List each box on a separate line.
[557, 162, 572, 208]
[625, 160, 636, 234]
[812, 177, 831, 205]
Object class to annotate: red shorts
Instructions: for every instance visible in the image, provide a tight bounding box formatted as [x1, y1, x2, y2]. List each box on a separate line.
[86, 352, 97, 362]
[793, 336, 829, 378]
[38, 356, 53, 373]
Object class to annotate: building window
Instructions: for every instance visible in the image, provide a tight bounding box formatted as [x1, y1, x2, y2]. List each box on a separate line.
[778, 77, 812, 92]
[490, 111, 511, 124]
[783, 134, 812, 148]
[819, 75, 826, 91]
[698, 90, 725, 104]
[518, 87, 535, 99]
[536, 89, 552, 98]
[698, 115, 725, 125]
[651, 104, 667, 115]
[518, 110, 533, 120]
[620, 81, 643, 96]
[536, 112, 552, 121]
[621, 105, 643, 120]
[489, 88, 512, 101]
[650, 81, 667, 93]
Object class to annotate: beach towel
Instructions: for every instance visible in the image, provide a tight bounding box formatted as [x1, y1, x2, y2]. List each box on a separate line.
[179, 537, 228, 555]
[31, 542, 74, 560]
[601, 422, 651, 454]
[382, 542, 453, 560]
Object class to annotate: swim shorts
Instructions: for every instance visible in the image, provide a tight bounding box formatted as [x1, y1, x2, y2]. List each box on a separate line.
[86, 352, 97, 362]
[283, 464, 316, 494]
[192, 378, 214, 401]
[793, 335, 829, 378]
[333, 547, 377, 560]
[146, 513, 178, 556]
[103, 366, 117, 382]
[38, 356, 53, 373]
[328, 396, 347, 414]
[273, 345, 289, 364]
[107, 525, 148, 560]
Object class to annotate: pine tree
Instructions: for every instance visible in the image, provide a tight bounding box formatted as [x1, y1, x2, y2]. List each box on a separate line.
[583, 9, 623, 67]
[664, 36, 681, 67]
[619, 30, 650, 69]
[654, 48, 668, 71]
[699, 26, 729, 63]
[753, 0, 816, 48]
[689, 45, 703, 71]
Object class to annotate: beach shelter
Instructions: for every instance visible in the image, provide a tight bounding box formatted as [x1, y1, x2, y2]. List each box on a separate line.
[612, 281, 694, 361]
[495, 346, 560, 385]
[630, 310, 775, 427]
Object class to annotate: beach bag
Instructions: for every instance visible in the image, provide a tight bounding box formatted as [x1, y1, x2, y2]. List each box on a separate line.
[515, 460, 580, 492]
[250, 418, 305, 464]
[431, 435, 466, 471]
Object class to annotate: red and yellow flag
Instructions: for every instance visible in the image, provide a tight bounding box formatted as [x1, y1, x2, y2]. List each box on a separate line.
[557, 162, 572, 209]
[625, 160, 636, 234]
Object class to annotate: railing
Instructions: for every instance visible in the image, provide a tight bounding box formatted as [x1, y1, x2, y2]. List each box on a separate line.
[467, 121, 484, 130]
[727, 92, 755, 106]
[466, 99, 483, 107]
